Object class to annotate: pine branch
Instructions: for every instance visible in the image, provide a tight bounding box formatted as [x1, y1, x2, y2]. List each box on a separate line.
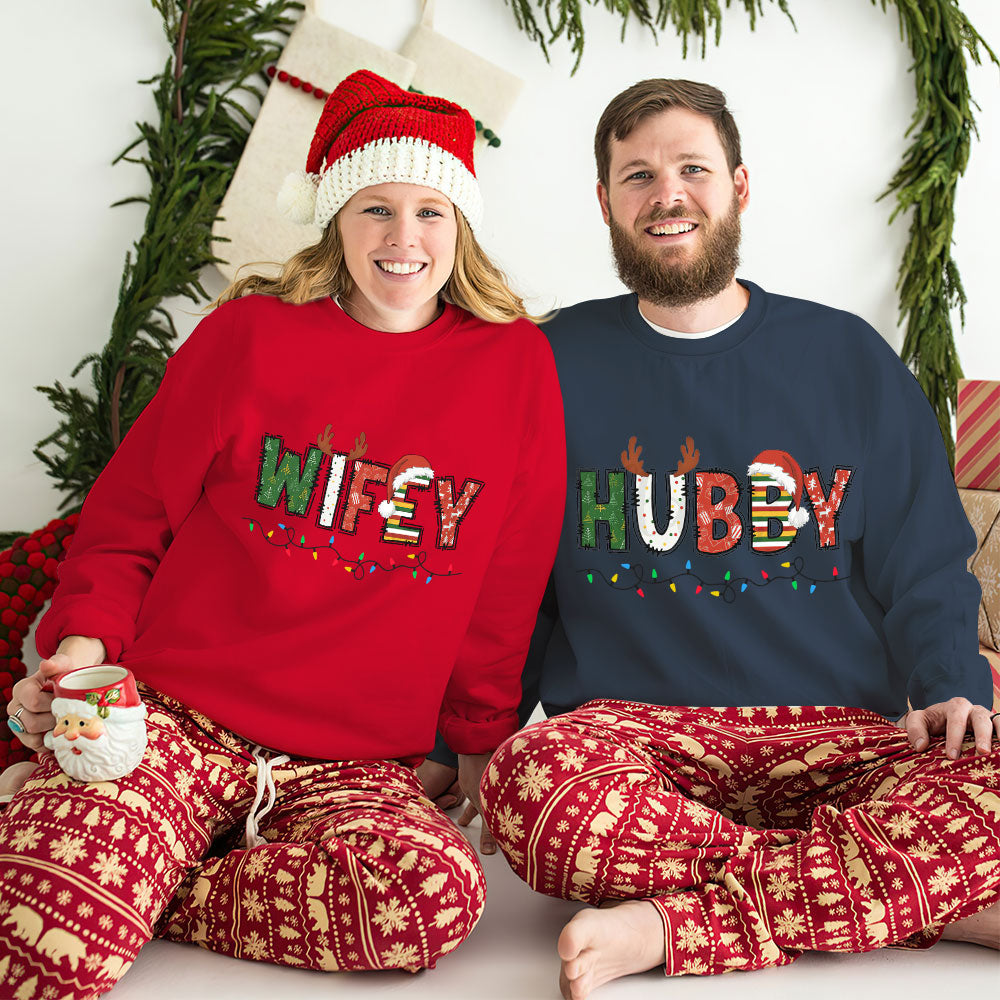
[875, 0, 998, 461]
[504, 0, 795, 71]
[33, 0, 300, 513]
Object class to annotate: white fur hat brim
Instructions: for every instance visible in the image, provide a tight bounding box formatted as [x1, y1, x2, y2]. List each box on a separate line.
[50, 696, 147, 722]
[747, 461, 797, 499]
[310, 137, 483, 232]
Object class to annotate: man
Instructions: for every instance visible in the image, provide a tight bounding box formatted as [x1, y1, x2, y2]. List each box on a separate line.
[467, 79, 998, 996]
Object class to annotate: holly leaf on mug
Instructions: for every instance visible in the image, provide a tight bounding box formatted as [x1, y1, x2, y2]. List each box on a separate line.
[105, 689, 121, 704]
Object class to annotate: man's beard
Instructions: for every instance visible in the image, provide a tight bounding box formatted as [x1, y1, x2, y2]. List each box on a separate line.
[609, 195, 742, 308]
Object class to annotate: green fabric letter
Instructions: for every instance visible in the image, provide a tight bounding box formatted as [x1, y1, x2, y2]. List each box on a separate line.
[579, 470, 627, 550]
[256, 435, 324, 516]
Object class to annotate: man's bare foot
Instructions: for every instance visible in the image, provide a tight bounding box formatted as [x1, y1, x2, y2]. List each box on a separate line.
[557, 900, 664, 1000]
[940, 898, 1000, 949]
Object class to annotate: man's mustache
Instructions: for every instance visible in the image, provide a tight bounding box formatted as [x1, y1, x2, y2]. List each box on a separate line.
[640, 206, 705, 226]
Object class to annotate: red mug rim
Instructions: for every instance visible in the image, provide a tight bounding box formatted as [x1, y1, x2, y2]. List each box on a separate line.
[51, 665, 141, 709]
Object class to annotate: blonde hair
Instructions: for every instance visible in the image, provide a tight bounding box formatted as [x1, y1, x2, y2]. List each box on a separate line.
[216, 210, 542, 325]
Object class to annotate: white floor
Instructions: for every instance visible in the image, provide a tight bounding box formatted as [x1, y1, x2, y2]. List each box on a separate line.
[107, 817, 997, 1000]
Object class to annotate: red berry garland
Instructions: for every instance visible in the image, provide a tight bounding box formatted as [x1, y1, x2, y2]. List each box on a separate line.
[0, 514, 77, 770]
[265, 65, 502, 146]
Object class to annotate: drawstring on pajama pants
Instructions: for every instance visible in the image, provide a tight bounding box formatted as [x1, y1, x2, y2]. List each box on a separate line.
[245, 746, 290, 848]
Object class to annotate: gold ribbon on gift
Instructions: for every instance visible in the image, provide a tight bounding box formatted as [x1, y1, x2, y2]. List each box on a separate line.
[959, 488, 1000, 652]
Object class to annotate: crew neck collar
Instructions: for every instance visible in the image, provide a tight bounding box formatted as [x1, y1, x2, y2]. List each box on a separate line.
[321, 295, 462, 350]
[639, 309, 740, 339]
[620, 279, 765, 356]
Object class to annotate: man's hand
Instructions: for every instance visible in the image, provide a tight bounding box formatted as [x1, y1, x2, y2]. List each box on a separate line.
[415, 758, 466, 811]
[7, 636, 106, 753]
[456, 753, 497, 855]
[903, 697, 999, 758]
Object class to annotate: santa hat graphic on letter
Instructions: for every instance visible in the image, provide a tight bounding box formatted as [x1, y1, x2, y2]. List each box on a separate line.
[378, 455, 435, 519]
[747, 450, 810, 529]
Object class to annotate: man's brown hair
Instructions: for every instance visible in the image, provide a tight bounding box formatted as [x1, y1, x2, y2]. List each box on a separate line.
[594, 79, 743, 187]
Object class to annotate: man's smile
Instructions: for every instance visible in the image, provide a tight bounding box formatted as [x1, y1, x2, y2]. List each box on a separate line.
[645, 221, 698, 237]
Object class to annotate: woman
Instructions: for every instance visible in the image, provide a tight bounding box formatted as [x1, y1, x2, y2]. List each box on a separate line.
[0, 70, 564, 996]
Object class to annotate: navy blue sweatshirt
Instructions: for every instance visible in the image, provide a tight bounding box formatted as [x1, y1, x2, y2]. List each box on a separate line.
[531, 281, 990, 720]
[428, 281, 991, 767]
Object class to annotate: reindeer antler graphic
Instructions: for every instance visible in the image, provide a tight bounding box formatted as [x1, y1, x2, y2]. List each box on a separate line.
[621, 436, 647, 476]
[317, 426, 368, 462]
[677, 436, 699, 474]
[348, 432, 368, 462]
[317, 424, 335, 458]
[622, 436, 699, 476]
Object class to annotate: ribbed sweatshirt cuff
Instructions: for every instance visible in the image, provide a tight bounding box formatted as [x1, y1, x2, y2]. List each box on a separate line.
[908, 658, 994, 710]
[439, 710, 518, 756]
[35, 601, 129, 664]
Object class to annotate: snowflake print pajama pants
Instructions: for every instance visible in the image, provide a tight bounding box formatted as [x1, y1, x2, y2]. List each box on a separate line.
[0, 687, 485, 999]
[479, 701, 1000, 975]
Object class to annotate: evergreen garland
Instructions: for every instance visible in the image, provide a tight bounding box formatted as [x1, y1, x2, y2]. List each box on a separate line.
[504, 0, 997, 459]
[879, 0, 995, 456]
[12, 0, 299, 545]
[3, 0, 994, 545]
[506, 0, 795, 69]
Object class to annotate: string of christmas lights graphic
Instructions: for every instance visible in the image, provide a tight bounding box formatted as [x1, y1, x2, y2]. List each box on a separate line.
[580, 556, 847, 603]
[243, 518, 459, 583]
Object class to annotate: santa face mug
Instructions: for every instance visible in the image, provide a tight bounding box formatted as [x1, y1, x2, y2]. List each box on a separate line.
[42, 665, 148, 782]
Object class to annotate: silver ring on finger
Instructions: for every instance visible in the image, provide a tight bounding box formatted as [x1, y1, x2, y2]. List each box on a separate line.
[7, 706, 26, 735]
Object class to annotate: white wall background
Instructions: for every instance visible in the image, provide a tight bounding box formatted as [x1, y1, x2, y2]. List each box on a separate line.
[2, 0, 998, 536]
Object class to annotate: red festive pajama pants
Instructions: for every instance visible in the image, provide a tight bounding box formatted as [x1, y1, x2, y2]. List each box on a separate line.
[479, 700, 1000, 976]
[0, 687, 485, 999]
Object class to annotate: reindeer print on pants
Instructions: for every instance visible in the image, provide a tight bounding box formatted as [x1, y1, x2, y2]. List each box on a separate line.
[480, 701, 1000, 975]
[0, 687, 485, 999]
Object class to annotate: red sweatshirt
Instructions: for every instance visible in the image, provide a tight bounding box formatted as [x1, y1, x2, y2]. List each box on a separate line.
[37, 295, 565, 761]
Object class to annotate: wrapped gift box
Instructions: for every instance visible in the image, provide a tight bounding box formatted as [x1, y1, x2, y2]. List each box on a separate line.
[959, 488, 1000, 651]
[955, 379, 1000, 491]
[981, 645, 1000, 712]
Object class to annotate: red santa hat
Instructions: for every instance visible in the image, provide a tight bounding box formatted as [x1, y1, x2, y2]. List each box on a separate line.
[277, 69, 483, 232]
[747, 450, 810, 528]
[378, 454, 434, 519]
[50, 695, 147, 725]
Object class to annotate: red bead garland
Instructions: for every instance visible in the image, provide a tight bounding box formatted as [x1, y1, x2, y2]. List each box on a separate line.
[0, 514, 77, 771]
[267, 64, 327, 100]
[263, 66, 501, 146]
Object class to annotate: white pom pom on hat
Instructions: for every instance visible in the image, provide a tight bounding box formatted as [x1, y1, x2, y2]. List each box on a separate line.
[276, 170, 320, 226]
[787, 506, 810, 529]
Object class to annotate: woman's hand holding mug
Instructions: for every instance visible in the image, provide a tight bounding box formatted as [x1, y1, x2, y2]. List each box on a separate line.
[6, 635, 106, 752]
